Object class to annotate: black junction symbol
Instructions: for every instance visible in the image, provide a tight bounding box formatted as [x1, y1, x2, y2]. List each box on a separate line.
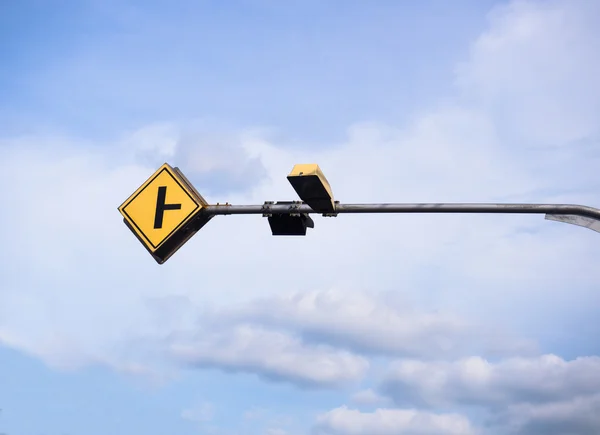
[154, 186, 182, 229]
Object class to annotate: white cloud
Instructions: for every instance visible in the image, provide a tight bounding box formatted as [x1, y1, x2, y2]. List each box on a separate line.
[456, 0, 600, 146]
[130, 287, 510, 387]
[382, 354, 600, 408]
[313, 406, 476, 435]
[168, 323, 369, 387]
[118, 120, 269, 195]
[350, 389, 390, 406]
[496, 394, 600, 435]
[380, 354, 600, 434]
[230, 288, 532, 359]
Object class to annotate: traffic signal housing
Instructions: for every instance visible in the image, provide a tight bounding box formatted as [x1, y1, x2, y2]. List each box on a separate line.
[287, 164, 335, 214]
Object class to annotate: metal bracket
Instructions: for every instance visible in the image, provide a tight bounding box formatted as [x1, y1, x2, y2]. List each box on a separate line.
[322, 200, 340, 217]
[262, 201, 274, 217]
[289, 200, 302, 217]
[213, 202, 232, 215]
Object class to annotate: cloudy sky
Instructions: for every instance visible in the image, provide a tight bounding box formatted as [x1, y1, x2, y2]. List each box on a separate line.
[1, 0, 600, 434]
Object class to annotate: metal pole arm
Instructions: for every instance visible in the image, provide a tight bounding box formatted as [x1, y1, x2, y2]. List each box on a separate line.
[204, 202, 600, 220]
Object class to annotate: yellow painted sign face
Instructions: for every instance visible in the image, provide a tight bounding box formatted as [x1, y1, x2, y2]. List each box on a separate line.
[118, 164, 202, 251]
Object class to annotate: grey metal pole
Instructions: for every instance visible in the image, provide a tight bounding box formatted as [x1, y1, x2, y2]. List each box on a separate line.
[204, 202, 600, 220]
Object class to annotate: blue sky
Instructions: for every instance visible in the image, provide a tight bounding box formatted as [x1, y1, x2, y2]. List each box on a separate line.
[1, 0, 497, 140]
[1, 1, 600, 434]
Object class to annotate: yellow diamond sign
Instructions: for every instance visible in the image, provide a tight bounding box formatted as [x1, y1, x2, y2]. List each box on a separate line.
[118, 163, 207, 255]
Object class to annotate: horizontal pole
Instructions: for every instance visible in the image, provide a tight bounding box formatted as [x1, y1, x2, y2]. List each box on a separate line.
[203, 202, 600, 220]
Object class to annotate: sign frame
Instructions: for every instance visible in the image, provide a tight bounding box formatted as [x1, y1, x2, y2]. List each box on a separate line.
[118, 163, 212, 264]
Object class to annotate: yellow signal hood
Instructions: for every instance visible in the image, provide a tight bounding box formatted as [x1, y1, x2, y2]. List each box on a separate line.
[287, 163, 335, 213]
